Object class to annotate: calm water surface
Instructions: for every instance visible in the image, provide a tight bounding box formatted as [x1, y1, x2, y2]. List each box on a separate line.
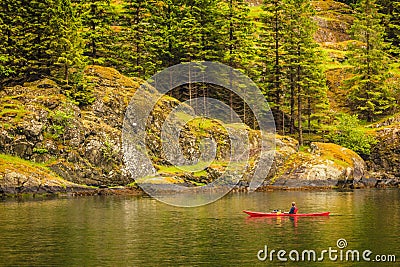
[0, 190, 399, 266]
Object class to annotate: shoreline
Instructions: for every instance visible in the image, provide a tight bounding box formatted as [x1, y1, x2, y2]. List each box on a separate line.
[1, 180, 399, 200]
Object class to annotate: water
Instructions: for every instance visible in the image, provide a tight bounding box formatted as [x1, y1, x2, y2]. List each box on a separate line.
[0, 190, 399, 266]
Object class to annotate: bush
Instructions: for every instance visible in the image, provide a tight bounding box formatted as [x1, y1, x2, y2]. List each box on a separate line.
[66, 71, 95, 106]
[48, 110, 73, 138]
[327, 114, 377, 156]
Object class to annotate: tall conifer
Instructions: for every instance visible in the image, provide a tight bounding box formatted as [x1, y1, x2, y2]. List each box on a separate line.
[345, 0, 395, 121]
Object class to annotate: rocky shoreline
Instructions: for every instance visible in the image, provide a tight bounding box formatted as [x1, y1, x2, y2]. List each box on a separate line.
[2, 176, 398, 200]
[0, 185, 144, 198]
[0, 66, 399, 199]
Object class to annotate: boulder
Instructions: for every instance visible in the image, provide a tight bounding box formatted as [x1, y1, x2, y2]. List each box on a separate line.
[0, 155, 84, 194]
[267, 142, 367, 189]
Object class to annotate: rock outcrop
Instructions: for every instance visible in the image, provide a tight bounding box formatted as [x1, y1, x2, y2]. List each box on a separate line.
[0, 66, 140, 186]
[262, 141, 368, 189]
[0, 154, 86, 194]
[312, 0, 353, 44]
[366, 115, 400, 186]
[0, 65, 374, 191]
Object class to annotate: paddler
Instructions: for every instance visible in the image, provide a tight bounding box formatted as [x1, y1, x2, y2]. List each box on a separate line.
[289, 202, 298, 214]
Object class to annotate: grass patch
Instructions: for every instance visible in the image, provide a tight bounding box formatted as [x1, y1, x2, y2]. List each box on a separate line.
[314, 143, 356, 168]
[33, 148, 49, 154]
[0, 105, 29, 124]
[299, 145, 311, 153]
[192, 170, 207, 177]
[0, 154, 65, 183]
[190, 181, 207, 186]
[225, 122, 250, 130]
[186, 117, 226, 138]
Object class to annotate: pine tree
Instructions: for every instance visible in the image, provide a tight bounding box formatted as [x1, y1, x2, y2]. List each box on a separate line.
[0, 1, 17, 83]
[146, 0, 181, 70]
[388, 1, 400, 54]
[118, 0, 155, 78]
[218, 0, 254, 72]
[375, 0, 400, 55]
[79, 0, 115, 64]
[217, 0, 255, 123]
[259, 0, 328, 143]
[259, 0, 287, 132]
[54, 0, 86, 84]
[0, 0, 85, 84]
[345, 0, 395, 121]
[288, 0, 327, 145]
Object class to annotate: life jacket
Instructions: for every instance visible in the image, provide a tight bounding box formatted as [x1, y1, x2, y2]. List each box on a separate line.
[294, 207, 298, 214]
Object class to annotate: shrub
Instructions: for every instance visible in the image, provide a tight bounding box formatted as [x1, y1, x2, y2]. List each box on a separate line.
[327, 114, 377, 156]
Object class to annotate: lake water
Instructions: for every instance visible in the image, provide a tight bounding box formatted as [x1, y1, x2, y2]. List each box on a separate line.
[0, 190, 399, 266]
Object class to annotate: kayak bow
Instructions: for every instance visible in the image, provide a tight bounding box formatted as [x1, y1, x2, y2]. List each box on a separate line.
[243, 210, 330, 217]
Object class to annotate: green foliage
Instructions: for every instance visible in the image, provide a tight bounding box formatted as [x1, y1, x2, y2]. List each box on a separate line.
[77, 0, 116, 63]
[101, 135, 117, 162]
[335, 0, 358, 6]
[117, 0, 155, 78]
[66, 74, 95, 106]
[55, 0, 87, 84]
[376, 0, 400, 55]
[33, 147, 49, 154]
[0, 0, 398, 137]
[48, 109, 74, 138]
[258, 0, 329, 143]
[218, 0, 255, 74]
[0, 0, 85, 84]
[327, 114, 377, 156]
[344, 0, 396, 122]
[0, 55, 14, 80]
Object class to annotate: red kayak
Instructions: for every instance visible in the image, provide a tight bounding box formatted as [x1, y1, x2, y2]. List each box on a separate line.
[243, 210, 330, 217]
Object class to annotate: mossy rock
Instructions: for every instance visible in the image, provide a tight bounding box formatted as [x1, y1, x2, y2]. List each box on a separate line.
[270, 142, 367, 187]
[0, 154, 82, 193]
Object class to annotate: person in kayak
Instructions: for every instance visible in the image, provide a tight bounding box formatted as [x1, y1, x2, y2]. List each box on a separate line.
[289, 202, 298, 214]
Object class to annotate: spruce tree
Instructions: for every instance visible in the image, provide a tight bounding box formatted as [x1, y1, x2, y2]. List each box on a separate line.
[345, 0, 395, 121]
[0, 1, 17, 83]
[288, 0, 327, 145]
[375, 0, 400, 55]
[217, 0, 255, 123]
[218, 0, 254, 72]
[146, 0, 181, 70]
[54, 0, 86, 84]
[259, 0, 328, 143]
[0, 0, 85, 84]
[389, 1, 400, 54]
[118, 0, 154, 78]
[79, 0, 115, 64]
[259, 0, 287, 131]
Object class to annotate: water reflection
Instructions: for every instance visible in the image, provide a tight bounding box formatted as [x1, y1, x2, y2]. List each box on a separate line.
[0, 190, 398, 266]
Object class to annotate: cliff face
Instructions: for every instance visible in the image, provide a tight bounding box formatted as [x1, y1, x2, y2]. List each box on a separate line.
[367, 116, 400, 185]
[0, 66, 140, 186]
[0, 66, 372, 191]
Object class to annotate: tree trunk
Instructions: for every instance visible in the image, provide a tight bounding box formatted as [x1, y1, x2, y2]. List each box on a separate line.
[65, 63, 69, 84]
[274, 1, 280, 106]
[297, 46, 303, 146]
[290, 68, 295, 134]
[307, 96, 311, 137]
